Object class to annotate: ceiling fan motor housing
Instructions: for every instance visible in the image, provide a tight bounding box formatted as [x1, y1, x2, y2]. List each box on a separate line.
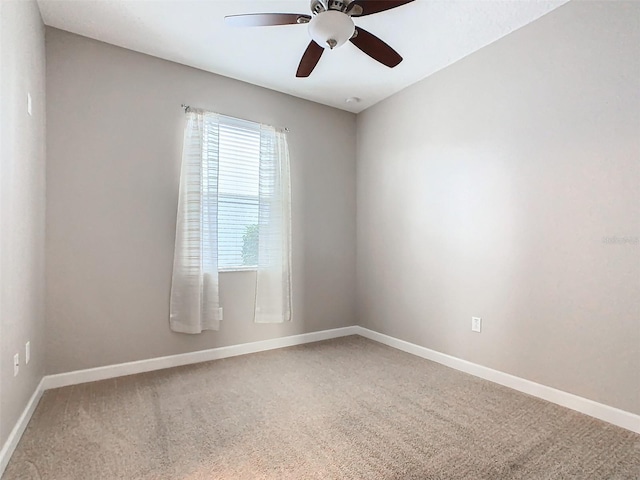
[311, 0, 354, 14]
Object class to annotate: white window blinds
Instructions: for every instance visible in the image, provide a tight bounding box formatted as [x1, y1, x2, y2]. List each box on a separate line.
[217, 116, 261, 270]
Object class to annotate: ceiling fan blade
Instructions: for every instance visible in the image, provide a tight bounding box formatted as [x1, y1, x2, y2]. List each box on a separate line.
[348, 0, 414, 17]
[296, 41, 324, 77]
[224, 13, 311, 27]
[350, 27, 402, 68]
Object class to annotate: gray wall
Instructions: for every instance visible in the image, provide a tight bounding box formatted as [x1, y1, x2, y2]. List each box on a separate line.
[0, 0, 47, 448]
[357, 1, 639, 414]
[45, 29, 357, 374]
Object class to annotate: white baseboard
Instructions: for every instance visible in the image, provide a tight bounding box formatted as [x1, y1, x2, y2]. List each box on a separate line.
[0, 378, 45, 478]
[355, 326, 640, 434]
[42, 326, 359, 390]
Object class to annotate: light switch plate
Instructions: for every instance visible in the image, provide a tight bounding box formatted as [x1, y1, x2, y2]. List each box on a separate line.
[27, 93, 32, 116]
[471, 317, 482, 333]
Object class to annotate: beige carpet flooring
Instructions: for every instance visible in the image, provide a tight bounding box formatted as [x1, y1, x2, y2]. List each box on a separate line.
[4, 336, 639, 479]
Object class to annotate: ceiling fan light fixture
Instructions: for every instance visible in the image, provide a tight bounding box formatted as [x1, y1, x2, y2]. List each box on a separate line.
[308, 11, 355, 50]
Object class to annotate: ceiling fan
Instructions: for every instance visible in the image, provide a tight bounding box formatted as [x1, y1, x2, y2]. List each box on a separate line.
[225, 0, 415, 77]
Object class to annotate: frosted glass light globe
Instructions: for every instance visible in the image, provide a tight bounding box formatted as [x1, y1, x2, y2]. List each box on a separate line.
[308, 11, 355, 50]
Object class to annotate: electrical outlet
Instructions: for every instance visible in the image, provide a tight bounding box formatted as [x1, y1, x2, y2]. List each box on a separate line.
[14, 353, 19, 376]
[471, 317, 482, 333]
[26, 341, 31, 364]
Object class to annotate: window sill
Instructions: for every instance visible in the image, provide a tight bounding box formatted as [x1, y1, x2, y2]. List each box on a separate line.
[219, 267, 257, 273]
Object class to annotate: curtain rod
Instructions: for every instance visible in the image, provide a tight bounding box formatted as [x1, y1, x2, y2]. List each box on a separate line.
[181, 104, 290, 132]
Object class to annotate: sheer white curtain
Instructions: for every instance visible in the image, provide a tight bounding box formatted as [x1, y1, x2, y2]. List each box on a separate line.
[170, 110, 223, 333]
[255, 126, 292, 323]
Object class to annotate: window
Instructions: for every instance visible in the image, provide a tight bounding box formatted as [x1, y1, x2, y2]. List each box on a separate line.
[171, 108, 292, 332]
[217, 116, 261, 270]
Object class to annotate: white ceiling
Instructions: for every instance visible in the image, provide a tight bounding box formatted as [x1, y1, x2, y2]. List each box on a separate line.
[37, 0, 569, 113]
